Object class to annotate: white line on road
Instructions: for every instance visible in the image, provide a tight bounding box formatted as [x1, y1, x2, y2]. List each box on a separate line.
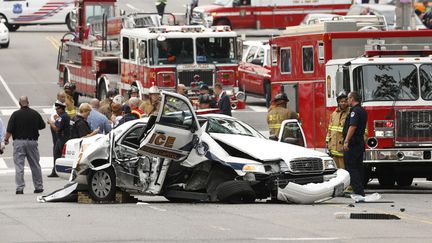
[254, 237, 339, 241]
[0, 158, 7, 169]
[148, 206, 167, 212]
[0, 74, 19, 108]
[126, 4, 140, 11]
[0, 168, 52, 175]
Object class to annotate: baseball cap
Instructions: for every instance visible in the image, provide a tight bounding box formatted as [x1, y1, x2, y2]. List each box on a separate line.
[54, 101, 66, 109]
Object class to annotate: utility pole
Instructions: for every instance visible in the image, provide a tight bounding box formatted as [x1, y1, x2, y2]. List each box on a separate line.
[395, 0, 414, 30]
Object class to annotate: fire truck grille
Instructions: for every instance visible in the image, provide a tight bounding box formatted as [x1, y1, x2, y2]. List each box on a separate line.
[396, 109, 432, 145]
[289, 158, 323, 173]
[178, 70, 214, 87]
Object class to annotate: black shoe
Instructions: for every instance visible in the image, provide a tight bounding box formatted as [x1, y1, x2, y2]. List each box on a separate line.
[34, 189, 44, 194]
[47, 173, 59, 178]
[16, 190, 23, 195]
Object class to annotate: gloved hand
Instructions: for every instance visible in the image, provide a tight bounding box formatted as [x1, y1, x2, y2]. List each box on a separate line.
[0, 142, 5, 154]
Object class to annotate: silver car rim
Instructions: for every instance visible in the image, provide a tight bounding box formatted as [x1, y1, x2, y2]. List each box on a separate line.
[91, 171, 112, 199]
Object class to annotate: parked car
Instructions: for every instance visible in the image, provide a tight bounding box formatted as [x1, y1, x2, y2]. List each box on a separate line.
[0, 18, 9, 48]
[238, 40, 272, 107]
[347, 4, 426, 30]
[0, 0, 75, 31]
[40, 91, 349, 204]
[301, 13, 341, 25]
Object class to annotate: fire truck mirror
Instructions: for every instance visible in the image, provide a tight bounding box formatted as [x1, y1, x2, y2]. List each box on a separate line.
[251, 58, 263, 66]
[335, 69, 343, 93]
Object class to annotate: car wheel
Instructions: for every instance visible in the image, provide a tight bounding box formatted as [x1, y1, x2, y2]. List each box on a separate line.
[7, 24, 19, 32]
[164, 196, 198, 203]
[216, 180, 256, 204]
[396, 176, 413, 187]
[87, 168, 116, 202]
[66, 14, 74, 32]
[0, 41, 8, 48]
[264, 82, 271, 108]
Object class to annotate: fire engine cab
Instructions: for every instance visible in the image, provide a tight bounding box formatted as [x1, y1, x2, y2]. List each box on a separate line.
[191, 0, 352, 29]
[269, 17, 432, 186]
[57, 0, 245, 109]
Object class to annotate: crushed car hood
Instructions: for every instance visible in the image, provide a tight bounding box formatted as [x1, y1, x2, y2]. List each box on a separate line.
[210, 133, 327, 161]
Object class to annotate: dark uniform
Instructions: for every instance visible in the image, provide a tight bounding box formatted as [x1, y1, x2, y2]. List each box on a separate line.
[342, 103, 367, 196]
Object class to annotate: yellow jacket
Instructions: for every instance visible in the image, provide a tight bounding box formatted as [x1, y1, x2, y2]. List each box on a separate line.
[326, 108, 349, 157]
[267, 106, 298, 137]
[65, 94, 76, 118]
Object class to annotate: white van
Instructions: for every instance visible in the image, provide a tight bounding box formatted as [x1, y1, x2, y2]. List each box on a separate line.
[0, 0, 74, 31]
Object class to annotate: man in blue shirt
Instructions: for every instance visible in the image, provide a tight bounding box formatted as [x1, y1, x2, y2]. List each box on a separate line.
[88, 99, 112, 134]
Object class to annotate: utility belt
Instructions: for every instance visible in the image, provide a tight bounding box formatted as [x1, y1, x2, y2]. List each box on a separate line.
[14, 138, 37, 141]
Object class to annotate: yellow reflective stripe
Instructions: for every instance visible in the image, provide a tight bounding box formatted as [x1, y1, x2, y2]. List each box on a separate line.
[328, 125, 343, 132]
[268, 124, 281, 129]
[330, 150, 344, 157]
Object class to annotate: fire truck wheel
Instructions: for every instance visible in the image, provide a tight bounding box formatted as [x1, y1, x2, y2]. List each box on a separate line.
[214, 18, 231, 27]
[396, 176, 413, 187]
[264, 82, 271, 108]
[378, 173, 396, 187]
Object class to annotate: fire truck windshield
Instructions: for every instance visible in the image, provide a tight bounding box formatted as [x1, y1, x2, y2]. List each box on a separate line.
[214, 0, 232, 6]
[419, 64, 432, 100]
[150, 38, 194, 65]
[353, 64, 419, 102]
[196, 37, 237, 64]
[85, 4, 114, 25]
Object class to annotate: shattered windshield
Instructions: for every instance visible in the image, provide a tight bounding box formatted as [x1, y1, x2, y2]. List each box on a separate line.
[419, 64, 432, 100]
[150, 38, 194, 65]
[353, 64, 419, 101]
[196, 37, 237, 64]
[207, 118, 265, 138]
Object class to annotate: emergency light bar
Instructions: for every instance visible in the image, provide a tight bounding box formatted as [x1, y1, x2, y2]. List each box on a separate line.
[365, 43, 432, 57]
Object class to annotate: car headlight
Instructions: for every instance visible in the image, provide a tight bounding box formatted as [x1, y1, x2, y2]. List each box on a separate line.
[323, 159, 337, 170]
[242, 164, 265, 173]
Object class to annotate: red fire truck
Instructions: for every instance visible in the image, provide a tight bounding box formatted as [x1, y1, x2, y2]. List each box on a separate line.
[191, 0, 352, 29]
[268, 18, 432, 186]
[57, 0, 245, 109]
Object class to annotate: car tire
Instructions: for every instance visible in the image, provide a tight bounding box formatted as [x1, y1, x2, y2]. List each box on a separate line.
[7, 24, 19, 32]
[66, 14, 74, 32]
[0, 41, 8, 48]
[164, 196, 197, 203]
[396, 176, 413, 187]
[87, 167, 116, 202]
[216, 180, 256, 204]
[264, 82, 271, 108]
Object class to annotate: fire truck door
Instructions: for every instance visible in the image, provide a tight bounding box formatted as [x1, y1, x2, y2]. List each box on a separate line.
[314, 82, 326, 149]
[121, 36, 138, 88]
[231, 2, 255, 29]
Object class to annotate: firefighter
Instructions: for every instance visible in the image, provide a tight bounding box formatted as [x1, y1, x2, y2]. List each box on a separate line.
[142, 86, 161, 116]
[267, 93, 298, 138]
[63, 82, 77, 118]
[128, 86, 143, 107]
[99, 89, 118, 120]
[326, 91, 349, 169]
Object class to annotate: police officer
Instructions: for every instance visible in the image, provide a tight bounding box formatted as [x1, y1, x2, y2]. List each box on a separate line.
[326, 91, 349, 169]
[267, 93, 298, 138]
[342, 91, 367, 196]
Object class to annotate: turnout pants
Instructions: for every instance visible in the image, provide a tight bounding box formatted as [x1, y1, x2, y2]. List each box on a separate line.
[344, 144, 365, 196]
[13, 140, 43, 191]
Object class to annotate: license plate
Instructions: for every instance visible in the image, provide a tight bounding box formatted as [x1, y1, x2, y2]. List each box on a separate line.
[332, 183, 344, 197]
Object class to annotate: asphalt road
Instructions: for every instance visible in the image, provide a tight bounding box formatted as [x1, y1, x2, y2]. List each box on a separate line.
[1, 1, 432, 242]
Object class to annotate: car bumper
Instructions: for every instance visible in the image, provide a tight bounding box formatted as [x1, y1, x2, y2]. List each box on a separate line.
[276, 169, 350, 204]
[0, 33, 9, 44]
[55, 158, 87, 184]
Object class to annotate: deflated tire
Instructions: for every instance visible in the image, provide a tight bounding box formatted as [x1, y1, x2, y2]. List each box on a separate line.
[88, 168, 116, 202]
[216, 180, 256, 204]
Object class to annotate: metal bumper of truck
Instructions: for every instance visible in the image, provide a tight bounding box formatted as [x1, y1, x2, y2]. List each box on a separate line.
[277, 169, 350, 204]
[364, 148, 432, 163]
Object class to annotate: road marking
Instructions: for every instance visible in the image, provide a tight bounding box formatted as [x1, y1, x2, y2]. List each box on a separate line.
[210, 225, 231, 231]
[43, 108, 53, 115]
[254, 237, 339, 241]
[1, 109, 17, 116]
[0, 158, 7, 169]
[126, 4, 140, 11]
[46, 36, 60, 50]
[148, 206, 167, 212]
[0, 168, 52, 175]
[0, 74, 19, 108]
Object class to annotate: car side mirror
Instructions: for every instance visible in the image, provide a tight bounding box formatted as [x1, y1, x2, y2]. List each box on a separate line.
[268, 135, 278, 141]
[251, 58, 263, 66]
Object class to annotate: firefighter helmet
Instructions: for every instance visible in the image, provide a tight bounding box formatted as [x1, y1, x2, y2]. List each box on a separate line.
[149, 86, 160, 94]
[273, 93, 289, 102]
[130, 86, 139, 94]
[107, 88, 118, 98]
[64, 82, 76, 91]
[336, 91, 348, 102]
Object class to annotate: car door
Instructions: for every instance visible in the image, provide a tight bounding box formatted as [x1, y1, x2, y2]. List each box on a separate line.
[278, 119, 307, 148]
[0, 0, 31, 24]
[114, 123, 147, 161]
[138, 91, 201, 161]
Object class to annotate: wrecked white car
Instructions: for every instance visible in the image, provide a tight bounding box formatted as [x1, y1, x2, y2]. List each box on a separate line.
[41, 91, 349, 204]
